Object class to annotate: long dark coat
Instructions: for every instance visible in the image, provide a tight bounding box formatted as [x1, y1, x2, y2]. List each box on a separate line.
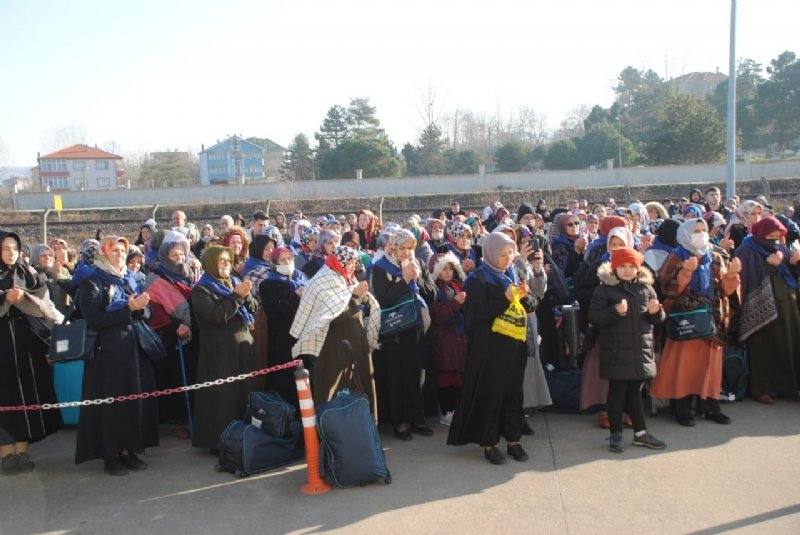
[75, 277, 158, 463]
[190, 284, 259, 450]
[0, 269, 62, 445]
[587, 263, 664, 381]
[259, 277, 301, 408]
[447, 272, 533, 447]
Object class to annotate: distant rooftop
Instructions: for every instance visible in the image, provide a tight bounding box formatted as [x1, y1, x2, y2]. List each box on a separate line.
[40, 144, 123, 160]
[669, 71, 727, 99]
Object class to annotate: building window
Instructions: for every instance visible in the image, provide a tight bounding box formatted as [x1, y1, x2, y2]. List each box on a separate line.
[243, 151, 261, 159]
[48, 177, 70, 189]
[42, 159, 67, 172]
[208, 152, 227, 161]
[74, 179, 85, 189]
[245, 165, 262, 174]
[73, 161, 86, 171]
[97, 177, 111, 188]
[95, 160, 109, 170]
[209, 166, 227, 175]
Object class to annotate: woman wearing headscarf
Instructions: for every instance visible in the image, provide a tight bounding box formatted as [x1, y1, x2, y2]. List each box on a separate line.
[135, 224, 152, 248]
[444, 220, 478, 273]
[144, 229, 166, 272]
[734, 216, 800, 404]
[725, 200, 763, 252]
[31, 243, 72, 316]
[143, 230, 200, 440]
[75, 236, 157, 475]
[447, 232, 534, 465]
[243, 227, 283, 296]
[356, 209, 381, 253]
[258, 247, 309, 409]
[535, 199, 551, 223]
[294, 226, 319, 272]
[190, 245, 259, 451]
[0, 231, 64, 475]
[643, 219, 680, 274]
[222, 226, 250, 278]
[290, 246, 380, 410]
[372, 229, 437, 439]
[49, 237, 74, 274]
[650, 219, 741, 427]
[583, 215, 628, 266]
[301, 229, 340, 279]
[550, 212, 588, 277]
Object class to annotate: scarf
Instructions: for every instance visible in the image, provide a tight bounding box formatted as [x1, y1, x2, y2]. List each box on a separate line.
[469, 261, 518, 290]
[741, 236, 797, 290]
[672, 246, 714, 300]
[197, 272, 254, 327]
[266, 267, 308, 292]
[242, 256, 271, 276]
[374, 254, 428, 309]
[437, 280, 465, 335]
[89, 263, 132, 312]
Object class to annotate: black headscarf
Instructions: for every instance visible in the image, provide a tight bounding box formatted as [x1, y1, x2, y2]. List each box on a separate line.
[0, 230, 45, 295]
[248, 234, 272, 260]
[655, 218, 680, 248]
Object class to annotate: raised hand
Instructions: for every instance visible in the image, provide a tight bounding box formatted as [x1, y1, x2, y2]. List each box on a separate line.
[128, 292, 150, 311]
[647, 298, 661, 314]
[234, 279, 252, 297]
[615, 299, 628, 315]
[682, 256, 699, 272]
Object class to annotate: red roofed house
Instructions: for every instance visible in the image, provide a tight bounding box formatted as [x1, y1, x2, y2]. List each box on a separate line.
[37, 144, 124, 191]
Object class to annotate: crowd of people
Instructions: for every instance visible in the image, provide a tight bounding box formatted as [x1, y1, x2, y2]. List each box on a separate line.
[2, 188, 800, 474]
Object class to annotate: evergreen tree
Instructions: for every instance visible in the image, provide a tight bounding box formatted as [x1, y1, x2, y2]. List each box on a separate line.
[279, 133, 314, 181]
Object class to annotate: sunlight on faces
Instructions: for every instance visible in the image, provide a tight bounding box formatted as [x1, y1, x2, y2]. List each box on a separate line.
[358, 213, 370, 230]
[108, 243, 127, 271]
[345, 258, 357, 276]
[262, 241, 276, 260]
[324, 239, 339, 255]
[168, 247, 186, 265]
[127, 257, 142, 272]
[748, 207, 763, 226]
[229, 234, 243, 255]
[39, 250, 55, 269]
[608, 236, 627, 251]
[218, 253, 232, 278]
[276, 251, 294, 266]
[495, 244, 516, 271]
[615, 263, 638, 281]
[456, 230, 472, 250]
[252, 220, 267, 235]
[395, 239, 416, 262]
[306, 236, 317, 250]
[520, 214, 535, 226]
[564, 218, 581, 236]
[1, 237, 19, 266]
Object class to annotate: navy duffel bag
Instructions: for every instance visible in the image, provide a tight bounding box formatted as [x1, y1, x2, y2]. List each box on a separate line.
[216, 419, 304, 477]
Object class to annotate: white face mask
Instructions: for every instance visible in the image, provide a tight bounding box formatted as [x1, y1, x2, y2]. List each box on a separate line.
[690, 232, 709, 249]
[431, 231, 444, 240]
[276, 264, 294, 276]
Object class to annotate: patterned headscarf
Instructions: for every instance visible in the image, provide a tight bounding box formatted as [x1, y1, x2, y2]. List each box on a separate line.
[446, 221, 471, 242]
[79, 239, 100, 265]
[262, 225, 284, 247]
[389, 229, 417, 254]
[728, 200, 761, 228]
[300, 226, 319, 247]
[313, 229, 341, 259]
[324, 245, 358, 282]
[95, 236, 130, 277]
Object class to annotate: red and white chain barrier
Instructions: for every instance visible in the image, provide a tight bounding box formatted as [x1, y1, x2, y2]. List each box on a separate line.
[0, 359, 302, 413]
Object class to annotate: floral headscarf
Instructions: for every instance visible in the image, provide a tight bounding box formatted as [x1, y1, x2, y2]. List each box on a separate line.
[79, 239, 100, 265]
[262, 225, 284, 247]
[300, 226, 319, 247]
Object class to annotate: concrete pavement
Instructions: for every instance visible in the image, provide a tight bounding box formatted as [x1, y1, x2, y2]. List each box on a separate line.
[2, 399, 800, 534]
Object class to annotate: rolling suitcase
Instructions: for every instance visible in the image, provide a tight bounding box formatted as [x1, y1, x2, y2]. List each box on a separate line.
[316, 388, 391, 487]
[53, 360, 84, 425]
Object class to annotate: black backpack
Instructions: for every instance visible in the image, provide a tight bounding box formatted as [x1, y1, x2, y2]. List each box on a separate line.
[721, 341, 748, 401]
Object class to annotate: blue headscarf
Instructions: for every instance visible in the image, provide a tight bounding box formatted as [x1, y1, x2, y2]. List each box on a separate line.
[673, 219, 714, 300]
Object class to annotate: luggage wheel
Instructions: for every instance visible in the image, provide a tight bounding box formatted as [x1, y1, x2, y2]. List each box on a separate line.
[384, 470, 392, 484]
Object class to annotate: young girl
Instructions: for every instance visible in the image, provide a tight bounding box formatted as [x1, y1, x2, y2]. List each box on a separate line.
[428, 252, 468, 426]
[588, 247, 666, 453]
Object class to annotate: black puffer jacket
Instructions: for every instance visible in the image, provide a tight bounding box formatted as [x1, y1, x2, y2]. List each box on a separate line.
[587, 262, 665, 381]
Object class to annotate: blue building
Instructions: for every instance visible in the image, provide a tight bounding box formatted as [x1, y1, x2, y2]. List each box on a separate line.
[199, 135, 265, 185]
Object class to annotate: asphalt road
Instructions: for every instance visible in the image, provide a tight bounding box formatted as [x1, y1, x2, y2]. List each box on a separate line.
[2, 400, 800, 535]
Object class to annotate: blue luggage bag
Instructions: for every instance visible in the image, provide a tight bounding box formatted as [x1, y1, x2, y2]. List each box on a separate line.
[54, 360, 84, 425]
[244, 391, 297, 439]
[316, 388, 391, 488]
[215, 419, 304, 477]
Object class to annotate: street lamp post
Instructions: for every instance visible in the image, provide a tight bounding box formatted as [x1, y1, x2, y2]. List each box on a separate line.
[617, 117, 623, 169]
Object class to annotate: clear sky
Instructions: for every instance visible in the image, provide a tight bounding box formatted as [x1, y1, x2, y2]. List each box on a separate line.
[0, 0, 796, 167]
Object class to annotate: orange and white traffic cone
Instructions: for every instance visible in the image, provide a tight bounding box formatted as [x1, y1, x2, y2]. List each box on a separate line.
[295, 363, 331, 495]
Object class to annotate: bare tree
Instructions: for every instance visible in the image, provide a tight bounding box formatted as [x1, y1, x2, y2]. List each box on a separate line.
[553, 104, 591, 140]
[517, 106, 549, 146]
[415, 84, 446, 132]
[40, 124, 88, 152]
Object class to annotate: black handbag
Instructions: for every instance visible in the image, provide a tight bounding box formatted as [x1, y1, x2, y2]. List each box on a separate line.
[666, 304, 716, 341]
[132, 319, 168, 363]
[379, 298, 422, 336]
[48, 319, 97, 363]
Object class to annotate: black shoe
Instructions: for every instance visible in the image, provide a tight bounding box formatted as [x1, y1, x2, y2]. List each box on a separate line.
[104, 457, 129, 476]
[410, 424, 434, 437]
[393, 428, 413, 441]
[705, 412, 732, 425]
[506, 443, 529, 462]
[484, 446, 506, 465]
[677, 416, 696, 427]
[15, 452, 35, 473]
[120, 452, 148, 471]
[1, 454, 20, 475]
[521, 418, 535, 436]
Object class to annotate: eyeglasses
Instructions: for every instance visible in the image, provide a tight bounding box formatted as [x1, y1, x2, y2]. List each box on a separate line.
[218, 258, 232, 264]
[565, 222, 580, 227]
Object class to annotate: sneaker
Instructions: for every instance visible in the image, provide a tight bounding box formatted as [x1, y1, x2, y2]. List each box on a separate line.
[609, 432, 624, 453]
[439, 411, 453, 426]
[15, 452, 35, 473]
[120, 452, 148, 471]
[1, 454, 20, 475]
[633, 432, 666, 450]
[484, 446, 506, 465]
[506, 443, 529, 462]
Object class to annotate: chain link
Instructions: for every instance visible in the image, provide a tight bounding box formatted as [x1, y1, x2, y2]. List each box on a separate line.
[0, 359, 303, 412]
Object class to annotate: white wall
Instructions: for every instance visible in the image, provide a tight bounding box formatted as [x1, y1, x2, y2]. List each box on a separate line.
[14, 159, 800, 211]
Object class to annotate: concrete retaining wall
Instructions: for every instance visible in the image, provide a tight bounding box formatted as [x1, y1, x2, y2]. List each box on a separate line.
[14, 159, 800, 211]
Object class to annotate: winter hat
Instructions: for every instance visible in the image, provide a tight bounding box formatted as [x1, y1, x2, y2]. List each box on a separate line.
[516, 202, 535, 223]
[611, 247, 643, 272]
[599, 215, 627, 237]
[428, 251, 466, 282]
[750, 216, 786, 240]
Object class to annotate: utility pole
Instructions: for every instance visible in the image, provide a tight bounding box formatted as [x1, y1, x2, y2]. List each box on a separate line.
[726, 0, 737, 199]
